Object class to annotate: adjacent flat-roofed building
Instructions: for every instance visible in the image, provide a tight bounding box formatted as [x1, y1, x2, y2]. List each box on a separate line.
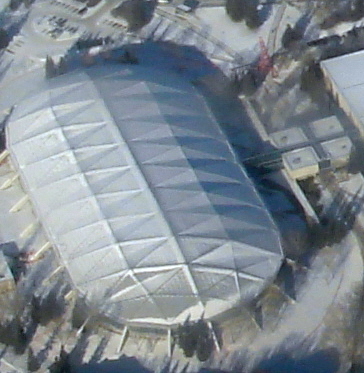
[270, 115, 351, 179]
[5, 66, 283, 327]
[321, 50, 364, 136]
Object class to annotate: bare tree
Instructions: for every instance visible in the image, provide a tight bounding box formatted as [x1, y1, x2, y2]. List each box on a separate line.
[30, 279, 68, 326]
[176, 319, 214, 361]
[28, 347, 41, 372]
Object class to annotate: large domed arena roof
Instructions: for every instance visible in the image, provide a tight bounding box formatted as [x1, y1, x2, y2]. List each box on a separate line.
[6, 65, 283, 326]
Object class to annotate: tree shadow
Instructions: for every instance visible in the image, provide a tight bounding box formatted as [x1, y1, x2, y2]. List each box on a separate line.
[253, 347, 341, 373]
[76, 356, 234, 373]
[74, 355, 153, 373]
[199, 369, 232, 373]
[69, 345, 341, 373]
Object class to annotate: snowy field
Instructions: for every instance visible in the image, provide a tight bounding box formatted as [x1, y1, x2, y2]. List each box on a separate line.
[195, 6, 277, 54]
[195, 4, 304, 57]
[0, 1, 10, 13]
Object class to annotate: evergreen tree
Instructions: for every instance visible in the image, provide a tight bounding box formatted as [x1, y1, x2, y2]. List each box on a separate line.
[244, 0, 262, 29]
[225, 0, 245, 22]
[0, 28, 10, 49]
[58, 57, 67, 75]
[45, 56, 57, 79]
[282, 24, 302, 49]
[28, 348, 41, 372]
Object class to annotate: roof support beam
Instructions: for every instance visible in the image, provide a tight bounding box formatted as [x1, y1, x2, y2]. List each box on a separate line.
[65, 289, 77, 302]
[167, 328, 172, 357]
[31, 241, 52, 262]
[207, 321, 221, 352]
[0, 149, 9, 163]
[117, 326, 129, 353]
[76, 315, 91, 338]
[20, 221, 38, 239]
[0, 172, 19, 190]
[41, 265, 65, 287]
[9, 194, 29, 213]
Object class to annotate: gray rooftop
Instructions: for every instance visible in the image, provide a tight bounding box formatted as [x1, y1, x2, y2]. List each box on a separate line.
[321, 50, 364, 127]
[282, 146, 320, 171]
[321, 136, 353, 160]
[309, 116, 344, 139]
[270, 127, 308, 149]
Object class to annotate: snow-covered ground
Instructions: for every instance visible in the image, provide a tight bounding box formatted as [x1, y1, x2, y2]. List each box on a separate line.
[194, 3, 304, 57]
[0, 1, 10, 13]
[0, 0, 305, 87]
[59, 230, 362, 373]
[245, 233, 362, 369]
[195, 6, 276, 54]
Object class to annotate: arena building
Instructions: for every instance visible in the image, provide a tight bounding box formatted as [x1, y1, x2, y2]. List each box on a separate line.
[5, 65, 283, 327]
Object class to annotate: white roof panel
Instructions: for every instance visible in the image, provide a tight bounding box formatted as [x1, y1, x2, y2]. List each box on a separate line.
[321, 50, 364, 89]
[7, 66, 283, 326]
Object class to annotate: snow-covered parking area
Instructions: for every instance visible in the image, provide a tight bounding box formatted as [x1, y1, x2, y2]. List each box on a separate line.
[195, 6, 277, 55]
[212, 232, 363, 372]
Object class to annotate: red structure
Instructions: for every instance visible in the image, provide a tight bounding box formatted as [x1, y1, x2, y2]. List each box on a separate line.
[257, 37, 277, 77]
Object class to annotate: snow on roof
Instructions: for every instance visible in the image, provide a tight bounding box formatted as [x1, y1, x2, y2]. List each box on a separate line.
[270, 127, 308, 149]
[282, 146, 319, 171]
[321, 136, 353, 161]
[321, 50, 364, 90]
[309, 116, 344, 140]
[6, 65, 283, 326]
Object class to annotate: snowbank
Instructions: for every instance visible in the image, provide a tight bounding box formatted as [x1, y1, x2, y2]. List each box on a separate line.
[194, 6, 278, 54]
